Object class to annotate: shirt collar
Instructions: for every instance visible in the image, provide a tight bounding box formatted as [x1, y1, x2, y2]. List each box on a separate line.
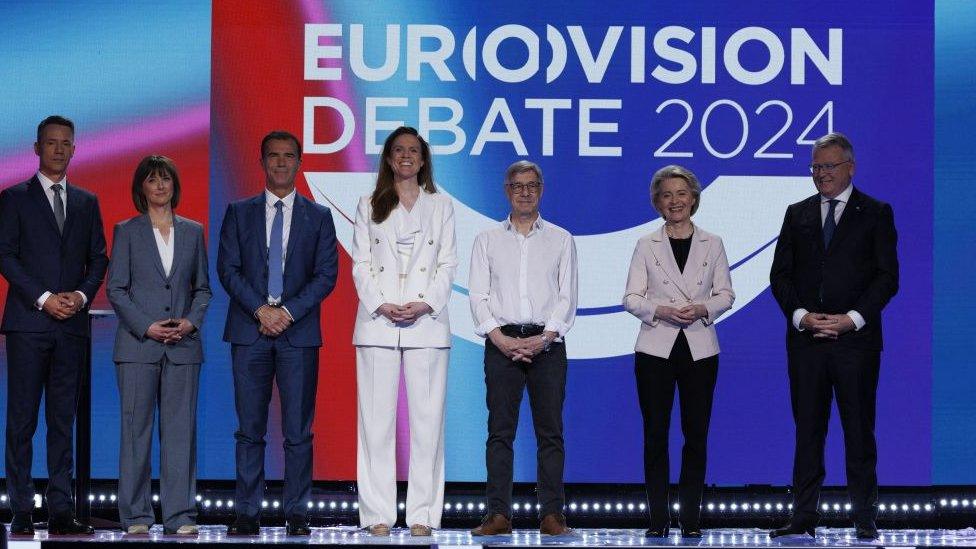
[37, 171, 67, 189]
[502, 213, 545, 234]
[821, 183, 853, 204]
[265, 188, 296, 208]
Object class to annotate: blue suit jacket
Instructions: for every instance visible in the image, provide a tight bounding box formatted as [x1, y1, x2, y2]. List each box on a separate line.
[0, 176, 108, 336]
[217, 192, 338, 347]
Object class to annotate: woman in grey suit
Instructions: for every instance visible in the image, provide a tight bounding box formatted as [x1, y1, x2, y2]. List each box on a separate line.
[107, 156, 211, 535]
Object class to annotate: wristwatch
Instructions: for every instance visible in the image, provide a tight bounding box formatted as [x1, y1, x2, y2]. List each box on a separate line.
[541, 333, 554, 353]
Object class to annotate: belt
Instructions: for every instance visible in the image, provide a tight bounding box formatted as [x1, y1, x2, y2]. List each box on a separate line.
[500, 324, 545, 338]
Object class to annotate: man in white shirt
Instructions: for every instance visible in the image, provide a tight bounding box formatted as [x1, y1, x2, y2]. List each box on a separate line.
[468, 160, 578, 536]
[0, 115, 108, 535]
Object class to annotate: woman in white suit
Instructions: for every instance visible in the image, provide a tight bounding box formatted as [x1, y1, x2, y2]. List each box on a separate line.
[623, 165, 734, 538]
[352, 127, 457, 537]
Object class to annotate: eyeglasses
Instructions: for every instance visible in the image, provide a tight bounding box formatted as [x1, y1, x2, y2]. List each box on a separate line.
[808, 160, 851, 174]
[507, 182, 541, 194]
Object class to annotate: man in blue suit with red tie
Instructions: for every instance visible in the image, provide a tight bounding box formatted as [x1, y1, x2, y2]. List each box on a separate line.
[0, 115, 108, 536]
[218, 130, 338, 536]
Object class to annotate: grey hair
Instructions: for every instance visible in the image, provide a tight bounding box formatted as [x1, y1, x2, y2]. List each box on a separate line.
[504, 160, 544, 186]
[649, 164, 702, 216]
[812, 132, 855, 162]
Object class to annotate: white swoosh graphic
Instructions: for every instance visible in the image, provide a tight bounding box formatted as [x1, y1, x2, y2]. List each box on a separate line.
[306, 172, 811, 358]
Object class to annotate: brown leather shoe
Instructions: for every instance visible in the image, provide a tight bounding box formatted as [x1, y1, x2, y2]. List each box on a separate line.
[470, 513, 512, 536]
[539, 513, 572, 536]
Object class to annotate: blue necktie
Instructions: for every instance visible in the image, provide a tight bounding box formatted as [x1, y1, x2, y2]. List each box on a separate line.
[268, 200, 284, 300]
[822, 199, 839, 248]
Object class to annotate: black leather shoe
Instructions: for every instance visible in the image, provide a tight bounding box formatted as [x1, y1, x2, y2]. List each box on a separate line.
[855, 523, 879, 540]
[286, 516, 311, 536]
[47, 514, 95, 535]
[10, 512, 35, 536]
[226, 516, 260, 536]
[644, 526, 670, 537]
[680, 526, 703, 538]
[769, 523, 815, 538]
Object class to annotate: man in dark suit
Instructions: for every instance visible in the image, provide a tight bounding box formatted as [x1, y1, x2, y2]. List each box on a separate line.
[0, 115, 108, 535]
[769, 133, 898, 540]
[218, 130, 338, 536]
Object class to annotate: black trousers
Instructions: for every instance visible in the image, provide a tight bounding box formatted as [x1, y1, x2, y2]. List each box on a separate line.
[787, 343, 880, 526]
[4, 330, 86, 515]
[635, 332, 718, 529]
[484, 337, 567, 518]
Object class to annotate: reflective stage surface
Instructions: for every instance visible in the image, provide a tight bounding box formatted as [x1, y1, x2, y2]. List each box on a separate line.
[7, 527, 976, 548]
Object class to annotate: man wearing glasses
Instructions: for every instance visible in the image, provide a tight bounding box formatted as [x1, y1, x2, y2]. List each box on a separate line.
[468, 160, 578, 536]
[769, 133, 899, 540]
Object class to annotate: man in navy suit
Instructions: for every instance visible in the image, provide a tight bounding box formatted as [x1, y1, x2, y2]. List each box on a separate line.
[218, 130, 338, 536]
[0, 115, 108, 535]
[769, 133, 898, 540]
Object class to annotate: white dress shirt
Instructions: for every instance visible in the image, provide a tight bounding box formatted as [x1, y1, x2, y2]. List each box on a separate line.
[468, 214, 578, 338]
[393, 196, 423, 275]
[35, 172, 87, 309]
[791, 183, 866, 331]
[152, 226, 175, 277]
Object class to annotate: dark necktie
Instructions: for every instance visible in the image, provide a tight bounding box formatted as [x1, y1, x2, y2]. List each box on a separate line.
[822, 199, 839, 248]
[51, 183, 65, 234]
[268, 200, 284, 300]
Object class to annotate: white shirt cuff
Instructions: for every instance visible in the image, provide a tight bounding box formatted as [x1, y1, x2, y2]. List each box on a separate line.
[75, 291, 88, 307]
[476, 318, 501, 338]
[792, 308, 809, 331]
[36, 291, 52, 310]
[847, 310, 866, 331]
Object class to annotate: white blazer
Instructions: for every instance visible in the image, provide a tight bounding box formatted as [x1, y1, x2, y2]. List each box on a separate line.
[352, 191, 457, 348]
[623, 225, 735, 361]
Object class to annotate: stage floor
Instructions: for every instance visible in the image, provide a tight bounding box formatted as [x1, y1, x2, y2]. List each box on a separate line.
[7, 527, 976, 548]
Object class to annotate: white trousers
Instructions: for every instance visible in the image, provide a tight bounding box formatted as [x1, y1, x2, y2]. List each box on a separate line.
[356, 346, 448, 528]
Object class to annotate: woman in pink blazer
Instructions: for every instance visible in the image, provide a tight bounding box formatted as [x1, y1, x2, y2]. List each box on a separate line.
[623, 165, 734, 538]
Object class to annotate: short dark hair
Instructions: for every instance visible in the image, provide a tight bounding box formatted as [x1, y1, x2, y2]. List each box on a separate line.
[261, 130, 302, 160]
[131, 155, 181, 214]
[37, 115, 75, 142]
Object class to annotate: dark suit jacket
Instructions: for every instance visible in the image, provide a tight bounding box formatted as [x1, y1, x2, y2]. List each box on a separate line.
[107, 215, 211, 364]
[770, 187, 899, 351]
[217, 192, 338, 347]
[0, 176, 108, 336]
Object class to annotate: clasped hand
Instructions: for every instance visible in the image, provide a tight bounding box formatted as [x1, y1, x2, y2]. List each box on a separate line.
[800, 312, 855, 339]
[488, 329, 556, 364]
[257, 305, 292, 337]
[42, 292, 83, 320]
[375, 302, 433, 326]
[146, 318, 194, 343]
[655, 304, 708, 326]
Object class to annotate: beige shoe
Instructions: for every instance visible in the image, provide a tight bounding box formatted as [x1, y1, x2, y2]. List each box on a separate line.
[368, 523, 390, 536]
[410, 524, 432, 537]
[175, 524, 199, 535]
[126, 524, 150, 535]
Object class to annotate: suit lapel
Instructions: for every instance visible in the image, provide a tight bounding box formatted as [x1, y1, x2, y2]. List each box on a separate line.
[648, 225, 692, 300]
[681, 229, 710, 291]
[285, 195, 307, 272]
[61, 184, 84, 240]
[377, 205, 400, 260]
[27, 177, 61, 236]
[136, 215, 168, 280]
[168, 216, 191, 281]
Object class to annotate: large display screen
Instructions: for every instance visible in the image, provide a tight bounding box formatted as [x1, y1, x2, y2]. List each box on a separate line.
[1, 0, 969, 486]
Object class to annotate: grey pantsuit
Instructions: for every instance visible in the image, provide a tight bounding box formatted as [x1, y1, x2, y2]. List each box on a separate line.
[106, 214, 210, 531]
[116, 359, 199, 530]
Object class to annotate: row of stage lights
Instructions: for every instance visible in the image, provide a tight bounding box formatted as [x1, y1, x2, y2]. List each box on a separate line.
[0, 493, 966, 516]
